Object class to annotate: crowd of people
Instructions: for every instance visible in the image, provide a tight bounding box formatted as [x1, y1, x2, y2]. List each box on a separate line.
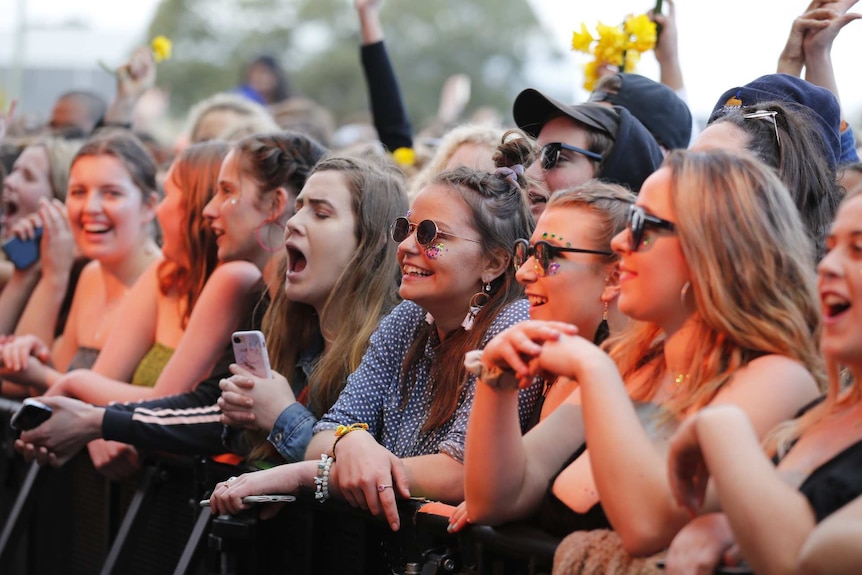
[2, 0, 862, 573]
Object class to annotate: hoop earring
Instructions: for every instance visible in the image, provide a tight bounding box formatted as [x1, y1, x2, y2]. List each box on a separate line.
[256, 220, 286, 253]
[680, 281, 692, 308]
[462, 282, 492, 331]
[593, 300, 610, 345]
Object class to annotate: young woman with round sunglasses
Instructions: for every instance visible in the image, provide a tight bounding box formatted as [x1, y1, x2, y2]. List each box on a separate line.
[449, 180, 634, 534]
[458, 149, 823, 556]
[206, 166, 538, 535]
[663, 185, 862, 575]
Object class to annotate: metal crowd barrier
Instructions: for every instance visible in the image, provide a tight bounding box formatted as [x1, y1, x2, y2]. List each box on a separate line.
[0, 396, 559, 575]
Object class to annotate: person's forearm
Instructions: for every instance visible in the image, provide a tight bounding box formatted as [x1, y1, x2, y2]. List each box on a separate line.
[0, 270, 41, 334]
[357, 4, 384, 45]
[798, 495, 862, 575]
[402, 453, 464, 503]
[698, 409, 817, 575]
[804, 52, 840, 104]
[658, 57, 685, 92]
[305, 429, 337, 460]
[14, 271, 70, 345]
[464, 384, 534, 523]
[577, 354, 688, 555]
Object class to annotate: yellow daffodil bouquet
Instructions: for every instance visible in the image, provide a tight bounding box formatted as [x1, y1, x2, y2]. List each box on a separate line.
[571, 14, 656, 91]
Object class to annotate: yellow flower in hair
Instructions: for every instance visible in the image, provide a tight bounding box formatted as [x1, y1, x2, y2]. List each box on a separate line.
[571, 23, 594, 53]
[151, 35, 173, 63]
[392, 147, 416, 167]
[625, 14, 657, 52]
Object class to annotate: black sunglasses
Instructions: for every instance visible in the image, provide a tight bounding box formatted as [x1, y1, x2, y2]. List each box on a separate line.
[513, 238, 612, 277]
[627, 205, 676, 251]
[391, 217, 481, 246]
[540, 142, 603, 171]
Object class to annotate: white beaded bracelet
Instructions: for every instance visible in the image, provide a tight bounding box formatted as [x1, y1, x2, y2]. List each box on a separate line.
[314, 454, 333, 502]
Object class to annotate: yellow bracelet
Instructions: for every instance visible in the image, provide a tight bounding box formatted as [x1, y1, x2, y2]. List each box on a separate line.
[332, 422, 369, 460]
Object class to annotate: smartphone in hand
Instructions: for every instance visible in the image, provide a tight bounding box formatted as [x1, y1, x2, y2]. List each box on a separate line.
[10, 398, 53, 431]
[231, 330, 272, 379]
[2, 227, 43, 270]
[199, 494, 295, 507]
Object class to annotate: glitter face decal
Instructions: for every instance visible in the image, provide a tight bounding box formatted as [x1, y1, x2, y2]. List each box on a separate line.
[424, 242, 446, 259]
[547, 262, 561, 276]
[541, 231, 565, 241]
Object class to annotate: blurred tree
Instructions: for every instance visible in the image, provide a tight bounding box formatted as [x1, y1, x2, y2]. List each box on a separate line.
[145, 0, 562, 131]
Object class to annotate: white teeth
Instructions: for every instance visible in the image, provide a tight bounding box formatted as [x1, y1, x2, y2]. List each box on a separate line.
[823, 294, 849, 307]
[403, 265, 432, 277]
[527, 295, 547, 307]
[83, 223, 110, 233]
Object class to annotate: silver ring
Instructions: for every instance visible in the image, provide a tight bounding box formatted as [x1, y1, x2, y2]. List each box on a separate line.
[226, 476, 238, 486]
[377, 484, 393, 492]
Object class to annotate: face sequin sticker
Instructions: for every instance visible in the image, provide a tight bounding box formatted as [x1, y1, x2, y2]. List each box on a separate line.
[424, 242, 446, 259]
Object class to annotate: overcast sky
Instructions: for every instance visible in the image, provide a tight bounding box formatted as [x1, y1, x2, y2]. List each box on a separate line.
[4, 0, 862, 123]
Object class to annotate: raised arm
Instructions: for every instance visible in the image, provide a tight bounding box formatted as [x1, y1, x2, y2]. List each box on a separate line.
[651, 0, 684, 92]
[355, 0, 413, 152]
[13, 199, 77, 346]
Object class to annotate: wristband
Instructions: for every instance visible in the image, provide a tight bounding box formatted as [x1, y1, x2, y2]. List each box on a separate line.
[332, 422, 369, 460]
[464, 350, 518, 390]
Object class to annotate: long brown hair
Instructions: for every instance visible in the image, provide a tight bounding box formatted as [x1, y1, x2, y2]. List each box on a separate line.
[607, 150, 823, 419]
[248, 154, 406, 461]
[402, 165, 534, 433]
[279, 155, 407, 417]
[157, 142, 229, 327]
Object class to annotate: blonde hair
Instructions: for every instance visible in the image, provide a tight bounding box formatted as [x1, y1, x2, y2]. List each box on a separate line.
[547, 180, 635, 262]
[185, 93, 278, 143]
[409, 124, 504, 197]
[608, 150, 824, 419]
[32, 137, 84, 201]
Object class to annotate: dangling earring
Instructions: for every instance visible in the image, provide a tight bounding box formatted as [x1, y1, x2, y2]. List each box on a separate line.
[256, 219, 287, 253]
[593, 300, 610, 345]
[462, 281, 492, 331]
[680, 281, 692, 308]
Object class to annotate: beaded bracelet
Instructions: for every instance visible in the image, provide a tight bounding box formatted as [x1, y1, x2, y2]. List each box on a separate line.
[332, 422, 369, 460]
[314, 454, 333, 503]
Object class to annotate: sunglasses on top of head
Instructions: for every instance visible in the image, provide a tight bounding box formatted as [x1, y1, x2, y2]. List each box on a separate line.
[391, 217, 481, 246]
[512, 238, 612, 277]
[626, 204, 676, 252]
[540, 142, 603, 171]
